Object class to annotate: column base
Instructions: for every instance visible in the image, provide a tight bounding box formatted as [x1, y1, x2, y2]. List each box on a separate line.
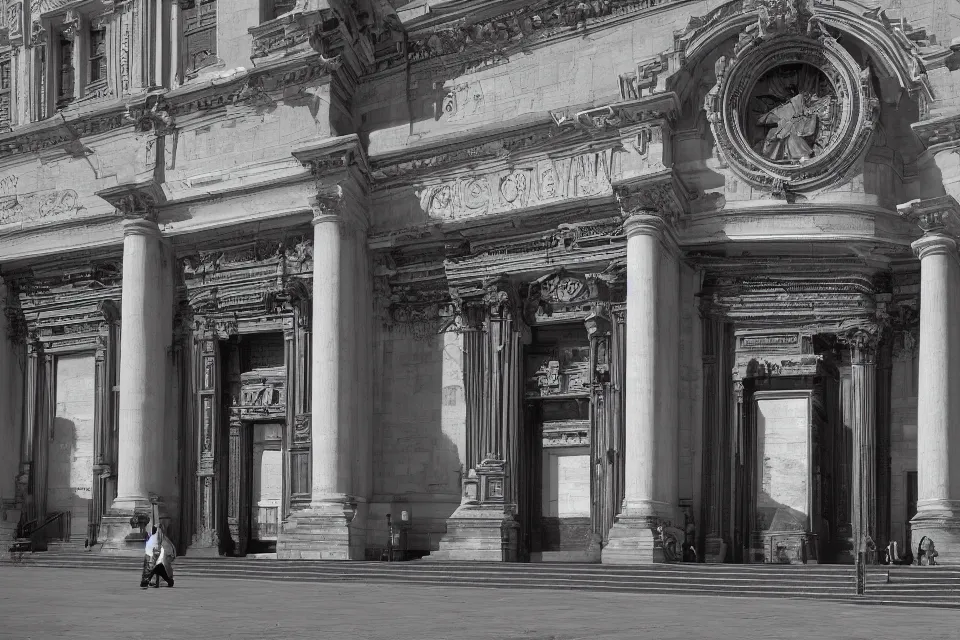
[425, 504, 519, 562]
[704, 535, 728, 563]
[750, 531, 819, 565]
[276, 501, 365, 560]
[0, 505, 21, 545]
[911, 512, 960, 565]
[188, 528, 223, 557]
[601, 515, 665, 565]
[98, 504, 155, 556]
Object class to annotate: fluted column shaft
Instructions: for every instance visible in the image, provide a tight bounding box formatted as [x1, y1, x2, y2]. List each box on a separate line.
[310, 208, 344, 505]
[113, 218, 165, 510]
[850, 336, 877, 558]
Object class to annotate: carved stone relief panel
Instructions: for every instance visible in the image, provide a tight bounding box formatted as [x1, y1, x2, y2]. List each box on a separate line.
[416, 150, 616, 222]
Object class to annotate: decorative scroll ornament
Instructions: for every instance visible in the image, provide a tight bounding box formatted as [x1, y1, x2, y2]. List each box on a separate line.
[704, 1, 879, 195]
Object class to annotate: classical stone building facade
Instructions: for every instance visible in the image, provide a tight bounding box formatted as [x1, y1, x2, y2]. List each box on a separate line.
[0, 0, 959, 565]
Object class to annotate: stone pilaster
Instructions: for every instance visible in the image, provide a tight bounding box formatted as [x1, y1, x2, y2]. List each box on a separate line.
[96, 180, 169, 554]
[602, 204, 681, 565]
[845, 328, 878, 562]
[427, 280, 522, 562]
[279, 136, 371, 560]
[899, 196, 960, 564]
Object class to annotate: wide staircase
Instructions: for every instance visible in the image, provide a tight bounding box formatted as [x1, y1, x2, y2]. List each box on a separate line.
[4, 549, 959, 608]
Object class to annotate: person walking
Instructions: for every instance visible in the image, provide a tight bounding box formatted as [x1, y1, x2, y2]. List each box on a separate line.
[140, 524, 176, 589]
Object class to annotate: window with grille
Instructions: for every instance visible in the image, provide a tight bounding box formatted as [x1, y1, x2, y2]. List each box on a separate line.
[181, 0, 218, 78]
[57, 36, 75, 108]
[88, 24, 107, 86]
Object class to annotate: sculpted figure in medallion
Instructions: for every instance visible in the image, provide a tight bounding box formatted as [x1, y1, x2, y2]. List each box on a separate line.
[749, 64, 836, 162]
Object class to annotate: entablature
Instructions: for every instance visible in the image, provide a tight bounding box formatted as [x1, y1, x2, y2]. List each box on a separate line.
[2, 252, 122, 351]
[177, 231, 314, 337]
[395, 0, 694, 74]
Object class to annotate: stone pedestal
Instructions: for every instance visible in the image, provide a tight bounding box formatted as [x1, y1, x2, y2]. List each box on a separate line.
[277, 501, 362, 560]
[98, 509, 153, 556]
[429, 458, 519, 562]
[602, 515, 665, 564]
[0, 506, 20, 545]
[427, 505, 519, 562]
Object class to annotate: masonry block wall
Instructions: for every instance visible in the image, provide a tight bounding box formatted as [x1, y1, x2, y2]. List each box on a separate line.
[371, 327, 465, 552]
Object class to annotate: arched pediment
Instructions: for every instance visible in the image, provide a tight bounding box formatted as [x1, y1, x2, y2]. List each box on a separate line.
[671, 0, 932, 109]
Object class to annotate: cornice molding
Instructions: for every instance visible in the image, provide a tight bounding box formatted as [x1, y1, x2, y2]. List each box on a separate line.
[399, 0, 693, 72]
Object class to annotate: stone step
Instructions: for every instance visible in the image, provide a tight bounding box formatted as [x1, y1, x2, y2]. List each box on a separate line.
[15, 563, 960, 606]
[8, 554, 959, 607]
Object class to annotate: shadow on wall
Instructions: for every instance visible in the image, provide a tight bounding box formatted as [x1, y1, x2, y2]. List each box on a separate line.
[372, 330, 464, 554]
[46, 418, 92, 544]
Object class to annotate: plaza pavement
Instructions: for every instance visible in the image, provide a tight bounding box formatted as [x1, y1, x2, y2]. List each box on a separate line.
[1, 566, 959, 640]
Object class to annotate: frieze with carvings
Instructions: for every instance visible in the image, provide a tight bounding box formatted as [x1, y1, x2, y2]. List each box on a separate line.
[541, 420, 591, 448]
[377, 254, 454, 338]
[701, 273, 879, 326]
[181, 235, 313, 313]
[524, 270, 611, 325]
[370, 124, 565, 185]
[405, 0, 684, 70]
[0, 172, 91, 229]
[526, 344, 591, 399]
[417, 150, 616, 222]
[234, 367, 286, 421]
[5, 257, 122, 352]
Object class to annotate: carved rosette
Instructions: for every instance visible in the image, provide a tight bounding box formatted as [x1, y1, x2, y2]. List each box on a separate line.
[705, 12, 879, 194]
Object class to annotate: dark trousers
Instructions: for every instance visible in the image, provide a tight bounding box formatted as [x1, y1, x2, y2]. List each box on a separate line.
[140, 558, 173, 588]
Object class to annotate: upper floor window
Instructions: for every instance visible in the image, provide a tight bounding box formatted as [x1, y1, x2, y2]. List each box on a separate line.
[56, 33, 75, 109]
[88, 22, 107, 88]
[261, 0, 297, 22]
[180, 0, 218, 79]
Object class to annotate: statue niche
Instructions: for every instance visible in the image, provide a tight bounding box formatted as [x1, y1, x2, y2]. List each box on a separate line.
[745, 63, 837, 163]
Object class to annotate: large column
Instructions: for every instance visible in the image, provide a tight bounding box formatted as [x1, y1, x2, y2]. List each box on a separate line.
[112, 217, 165, 510]
[276, 188, 365, 560]
[602, 211, 681, 564]
[95, 182, 169, 554]
[847, 328, 878, 562]
[310, 195, 345, 505]
[280, 136, 373, 560]
[899, 196, 960, 564]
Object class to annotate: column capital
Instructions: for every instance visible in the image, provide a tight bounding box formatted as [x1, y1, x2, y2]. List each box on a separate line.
[309, 183, 369, 232]
[96, 179, 166, 232]
[912, 233, 958, 260]
[898, 195, 960, 237]
[843, 327, 881, 365]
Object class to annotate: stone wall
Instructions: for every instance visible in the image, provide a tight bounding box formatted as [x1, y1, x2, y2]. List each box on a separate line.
[49, 354, 96, 542]
[0, 279, 23, 508]
[370, 328, 465, 552]
[362, 4, 698, 157]
[679, 266, 704, 523]
[890, 350, 920, 550]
